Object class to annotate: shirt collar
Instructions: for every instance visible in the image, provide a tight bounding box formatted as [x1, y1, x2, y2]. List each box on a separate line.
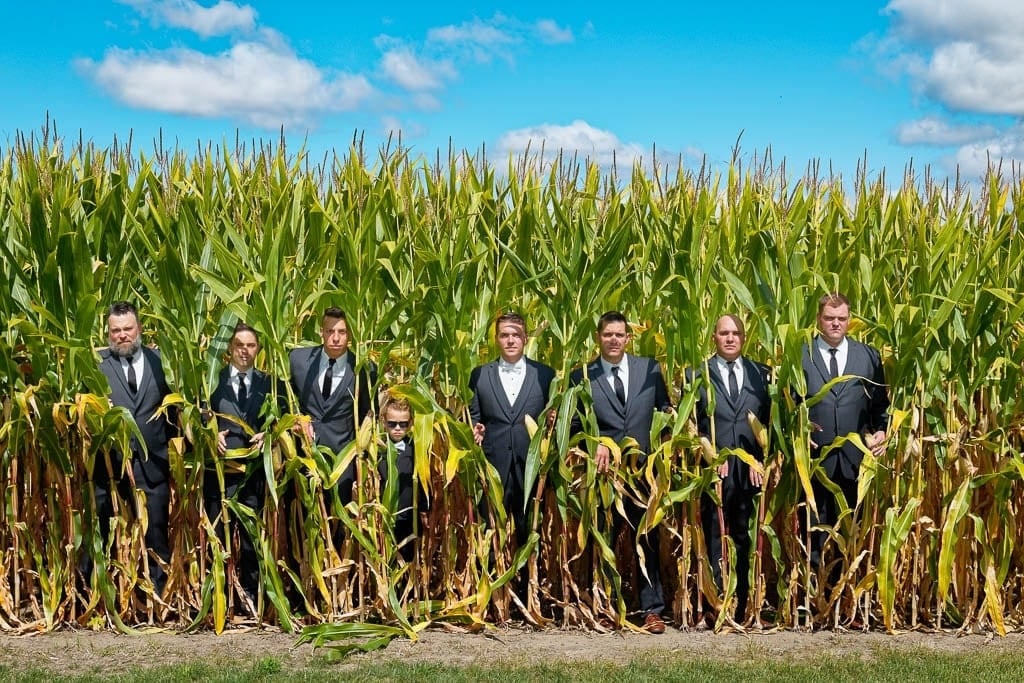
[600, 354, 628, 374]
[321, 350, 348, 368]
[498, 357, 525, 372]
[815, 336, 848, 354]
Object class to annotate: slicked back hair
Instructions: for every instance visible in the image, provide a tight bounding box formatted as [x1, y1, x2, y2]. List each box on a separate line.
[323, 307, 347, 324]
[494, 312, 527, 334]
[716, 314, 745, 336]
[231, 322, 259, 345]
[597, 310, 630, 333]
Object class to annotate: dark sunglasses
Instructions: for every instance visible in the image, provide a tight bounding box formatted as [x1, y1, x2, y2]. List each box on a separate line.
[386, 420, 410, 429]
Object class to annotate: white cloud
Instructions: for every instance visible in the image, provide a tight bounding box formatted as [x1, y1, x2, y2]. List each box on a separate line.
[78, 42, 373, 128]
[535, 20, 574, 45]
[119, 0, 256, 38]
[379, 47, 456, 91]
[427, 16, 518, 49]
[883, 0, 1024, 115]
[948, 124, 1024, 178]
[873, 2, 1024, 176]
[497, 120, 646, 167]
[895, 116, 998, 146]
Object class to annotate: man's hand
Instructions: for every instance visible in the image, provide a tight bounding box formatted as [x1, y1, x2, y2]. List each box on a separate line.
[748, 466, 765, 488]
[250, 431, 266, 450]
[717, 461, 729, 479]
[217, 429, 229, 454]
[809, 421, 822, 449]
[866, 430, 888, 457]
[472, 422, 485, 446]
[595, 443, 611, 473]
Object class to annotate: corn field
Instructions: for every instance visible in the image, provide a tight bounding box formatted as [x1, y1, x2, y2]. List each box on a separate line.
[1, 124, 1023, 644]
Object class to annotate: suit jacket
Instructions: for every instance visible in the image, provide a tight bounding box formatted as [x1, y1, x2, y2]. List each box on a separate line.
[801, 338, 889, 480]
[98, 346, 175, 485]
[569, 354, 672, 457]
[377, 438, 418, 521]
[289, 347, 377, 455]
[687, 356, 771, 494]
[468, 357, 556, 489]
[210, 366, 284, 452]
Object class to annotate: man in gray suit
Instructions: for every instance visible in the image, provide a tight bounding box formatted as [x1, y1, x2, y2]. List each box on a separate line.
[469, 312, 556, 548]
[205, 322, 283, 605]
[802, 292, 889, 569]
[688, 314, 771, 622]
[94, 301, 175, 595]
[570, 311, 673, 633]
[289, 307, 376, 505]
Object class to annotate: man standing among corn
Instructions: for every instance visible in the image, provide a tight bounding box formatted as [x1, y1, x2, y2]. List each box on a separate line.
[802, 292, 890, 572]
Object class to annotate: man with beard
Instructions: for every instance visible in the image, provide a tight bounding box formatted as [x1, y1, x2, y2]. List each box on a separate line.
[92, 301, 176, 595]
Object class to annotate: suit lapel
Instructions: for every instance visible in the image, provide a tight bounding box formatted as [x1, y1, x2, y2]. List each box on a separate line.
[739, 358, 765, 413]
[590, 359, 624, 417]
[510, 361, 538, 419]
[486, 362, 515, 419]
[323, 353, 357, 408]
[707, 356, 741, 412]
[300, 347, 324, 408]
[104, 353, 132, 398]
[808, 340, 833, 393]
[838, 342, 867, 397]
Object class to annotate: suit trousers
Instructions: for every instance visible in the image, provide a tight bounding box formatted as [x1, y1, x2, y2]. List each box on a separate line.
[805, 473, 859, 582]
[701, 486, 755, 620]
[89, 456, 171, 594]
[610, 495, 664, 617]
[204, 469, 265, 596]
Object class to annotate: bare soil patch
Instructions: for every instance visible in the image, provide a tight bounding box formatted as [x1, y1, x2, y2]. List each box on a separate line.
[1, 626, 1023, 677]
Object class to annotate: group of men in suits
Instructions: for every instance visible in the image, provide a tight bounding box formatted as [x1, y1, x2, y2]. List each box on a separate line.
[91, 293, 888, 630]
[689, 293, 890, 625]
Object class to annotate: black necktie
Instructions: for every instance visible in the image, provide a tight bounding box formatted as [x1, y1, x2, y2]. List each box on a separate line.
[126, 355, 138, 395]
[322, 358, 336, 399]
[237, 372, 247, 405]
[612, 365, 626, 405]
[828, 348, 839, 379]
[727, 360, 739, 398]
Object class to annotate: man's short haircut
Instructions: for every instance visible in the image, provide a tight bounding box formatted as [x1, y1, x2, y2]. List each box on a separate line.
[323, 307, 347, 323]
[597, 310, 630, 333]
[717, 314, 745, 336]
[108, 301, 138, 319]
[231, 322, 259, 344]
[818, 292, 851, 313]
[382, 395, 414, 418]
[494, 311, 527, 334]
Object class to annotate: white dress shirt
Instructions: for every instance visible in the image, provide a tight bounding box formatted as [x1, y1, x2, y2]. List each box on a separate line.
[230, 366, 253, 400]
[815, 336, 848, 375]
[715, 355, 744, 396]
[600, 354, 629, 402]
[317, 351, 347, 396]
[122, 352, 145, 385]
[498, 357, 527, 405]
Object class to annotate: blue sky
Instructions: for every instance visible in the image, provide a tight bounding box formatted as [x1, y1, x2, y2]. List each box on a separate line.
[3, 1, 1022, 182]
